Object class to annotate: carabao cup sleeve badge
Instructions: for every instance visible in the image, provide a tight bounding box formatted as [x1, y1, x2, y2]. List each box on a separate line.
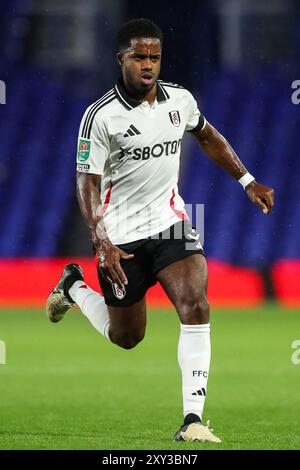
[78, 139, 91, 162]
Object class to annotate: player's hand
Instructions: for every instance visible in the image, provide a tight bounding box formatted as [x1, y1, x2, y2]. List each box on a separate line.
[97, 242, 134, 288]
[245, 181, 274, 215]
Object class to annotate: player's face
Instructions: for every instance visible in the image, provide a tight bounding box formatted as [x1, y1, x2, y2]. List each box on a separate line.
[118, 37, 161, 94]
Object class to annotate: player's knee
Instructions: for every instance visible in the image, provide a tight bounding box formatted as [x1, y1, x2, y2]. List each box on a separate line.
[119, 334, 144, 350]
[178, 296, 210, 324]
[112, 331, 145, 350]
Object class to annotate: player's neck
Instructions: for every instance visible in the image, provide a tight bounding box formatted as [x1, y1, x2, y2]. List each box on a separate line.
[123, 79, 157, 105]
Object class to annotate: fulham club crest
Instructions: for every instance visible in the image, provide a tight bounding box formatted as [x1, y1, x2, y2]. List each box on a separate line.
[112, 283, 126, 300]
[169, 110, 181, 127]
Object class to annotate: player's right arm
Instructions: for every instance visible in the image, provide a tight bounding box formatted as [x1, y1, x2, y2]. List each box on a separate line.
[76, 103, 133, 288]
[76, 172, 133, 288]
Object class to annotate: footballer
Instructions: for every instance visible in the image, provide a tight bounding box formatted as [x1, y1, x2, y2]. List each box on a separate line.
[46, 18, 274, 442]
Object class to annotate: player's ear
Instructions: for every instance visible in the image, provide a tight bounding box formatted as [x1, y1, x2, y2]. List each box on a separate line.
[117, 52, 123, 66]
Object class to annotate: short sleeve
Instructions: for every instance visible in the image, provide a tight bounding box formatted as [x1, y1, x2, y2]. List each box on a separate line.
[185, 91, 206, 132]
[76, 106, 109, 175]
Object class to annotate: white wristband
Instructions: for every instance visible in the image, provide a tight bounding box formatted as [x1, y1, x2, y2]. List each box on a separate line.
[238, 173, 255, 190]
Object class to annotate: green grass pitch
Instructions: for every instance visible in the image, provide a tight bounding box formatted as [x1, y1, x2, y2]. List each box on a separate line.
[0, 304, 299, 450]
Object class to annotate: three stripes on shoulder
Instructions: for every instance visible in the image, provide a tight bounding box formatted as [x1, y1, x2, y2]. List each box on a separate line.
[81, 89, 117, 139]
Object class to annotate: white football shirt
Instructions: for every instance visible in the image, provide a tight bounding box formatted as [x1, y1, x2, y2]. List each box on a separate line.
[76, 78, 206, 245]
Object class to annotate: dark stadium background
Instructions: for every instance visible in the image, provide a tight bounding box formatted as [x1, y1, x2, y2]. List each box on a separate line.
[0, 0, 300, 453]
[1, 0, 299, 307]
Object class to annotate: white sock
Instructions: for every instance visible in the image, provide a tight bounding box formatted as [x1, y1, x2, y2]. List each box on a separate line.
[178, 323, 211, 421]
[69, 281, 111, 340]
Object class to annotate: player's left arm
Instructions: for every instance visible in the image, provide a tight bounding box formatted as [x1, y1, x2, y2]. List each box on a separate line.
[191, 122, 274, 214]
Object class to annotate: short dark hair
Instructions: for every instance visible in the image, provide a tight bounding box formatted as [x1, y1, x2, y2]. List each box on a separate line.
[117, 18, 163, 51]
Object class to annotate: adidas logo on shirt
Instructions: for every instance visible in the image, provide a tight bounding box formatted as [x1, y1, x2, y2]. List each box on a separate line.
[124, 124, 141, 137]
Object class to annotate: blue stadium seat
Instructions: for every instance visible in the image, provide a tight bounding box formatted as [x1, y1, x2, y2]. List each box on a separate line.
[182, 68, 300, 266]
[0, 61, 298, 264]
[0, 65, 88, 257]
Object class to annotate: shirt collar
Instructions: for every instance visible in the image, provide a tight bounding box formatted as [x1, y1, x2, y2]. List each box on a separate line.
[114, 77, 169, 110]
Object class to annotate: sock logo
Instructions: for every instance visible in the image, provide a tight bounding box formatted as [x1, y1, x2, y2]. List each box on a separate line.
[192, 388, 206, 396]
[112, 283, 126, 300]
[193, 370, 208, 378]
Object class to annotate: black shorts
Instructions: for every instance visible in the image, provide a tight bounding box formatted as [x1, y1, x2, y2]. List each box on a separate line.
[97, 221, 205, 307]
